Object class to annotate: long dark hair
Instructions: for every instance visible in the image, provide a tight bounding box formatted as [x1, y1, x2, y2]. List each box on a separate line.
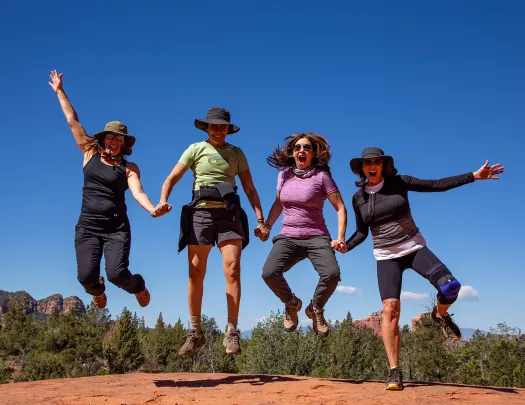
[266, 133, 331, 172]
[354, 159, 398, 187]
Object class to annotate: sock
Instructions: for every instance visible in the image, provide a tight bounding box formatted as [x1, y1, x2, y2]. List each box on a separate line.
[227, 318, 238, 331]
[391, 366, 399, 370]
[190, 315, 201, 332]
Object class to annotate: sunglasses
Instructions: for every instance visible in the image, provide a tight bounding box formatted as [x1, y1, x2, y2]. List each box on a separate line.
[106, 134, 125, 141]
[293, 144, 313, 152]
[362, 158, 383, 166]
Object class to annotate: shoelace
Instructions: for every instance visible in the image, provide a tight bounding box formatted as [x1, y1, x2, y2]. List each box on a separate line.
[227, 330, 240, 344]
[186, 330, 202, 342]
[315, 309, 327, 326]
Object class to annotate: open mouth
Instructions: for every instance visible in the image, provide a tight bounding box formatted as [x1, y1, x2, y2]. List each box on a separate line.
[369, 170, 377, 177]
[298, 155, 307, 163]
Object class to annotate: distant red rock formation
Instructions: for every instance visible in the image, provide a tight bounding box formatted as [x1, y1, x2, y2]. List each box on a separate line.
[353, 310, 383, 336]
[0, 290, 85, 318]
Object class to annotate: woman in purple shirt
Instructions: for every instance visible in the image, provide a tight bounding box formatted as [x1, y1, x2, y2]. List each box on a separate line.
[259, 134, 347, 337]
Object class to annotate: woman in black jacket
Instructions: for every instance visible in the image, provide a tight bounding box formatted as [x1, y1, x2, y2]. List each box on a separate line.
[339, 147, 503, 390]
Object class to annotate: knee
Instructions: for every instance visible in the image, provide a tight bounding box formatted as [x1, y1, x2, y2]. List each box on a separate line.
[224, 259, 241, 281]
[382, 299, 400, 320]
[106, 270, 122, 285]
[77, 271, 99, 287]
[437, 277, 461, 305]
[321, 267, 341, 284]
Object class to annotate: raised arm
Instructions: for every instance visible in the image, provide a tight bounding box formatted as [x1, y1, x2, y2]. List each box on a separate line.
[48, 70, 91, 152]
[400, 161, 504, 192]
[343, 196, 369, 253]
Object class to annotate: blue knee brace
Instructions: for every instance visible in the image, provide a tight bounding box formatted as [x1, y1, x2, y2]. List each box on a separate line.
[426, 263, 461, 304]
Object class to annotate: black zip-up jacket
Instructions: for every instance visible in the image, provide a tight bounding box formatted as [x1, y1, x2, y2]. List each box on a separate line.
[345, 172, 475, 250]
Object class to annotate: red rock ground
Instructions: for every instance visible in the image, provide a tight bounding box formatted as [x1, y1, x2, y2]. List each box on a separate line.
[1, 372, 524, 405]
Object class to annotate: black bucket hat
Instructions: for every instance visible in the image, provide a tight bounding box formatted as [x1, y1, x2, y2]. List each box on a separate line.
[194, 107, 240, 135]
[350, 147, 394, 174]
[93, 121, 136, 147]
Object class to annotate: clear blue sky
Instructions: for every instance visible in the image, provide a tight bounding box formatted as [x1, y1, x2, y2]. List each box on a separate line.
[1, 0, 523, 333]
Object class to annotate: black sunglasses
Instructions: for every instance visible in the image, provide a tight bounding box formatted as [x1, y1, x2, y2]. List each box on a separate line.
[293, 144, 313, 152]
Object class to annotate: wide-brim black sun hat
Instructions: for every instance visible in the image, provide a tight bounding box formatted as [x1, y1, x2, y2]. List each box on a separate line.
[194, 107, 240, 135]
[93, 121, 136, 147]
[350, 147, 394, 174]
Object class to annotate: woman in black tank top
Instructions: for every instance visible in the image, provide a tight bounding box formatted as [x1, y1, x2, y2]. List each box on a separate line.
[49, 70, 171, 309]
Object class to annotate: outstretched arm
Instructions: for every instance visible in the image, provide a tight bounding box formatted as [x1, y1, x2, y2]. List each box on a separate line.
[327, 192, 347, 251]
[48, 70, 90, 152]
[256, 193, 282, 242]
[342, 197, 369, 253]
[127, 163, 170, 217]
[159, 162, 189, 204]
[401, 161, 504, 192]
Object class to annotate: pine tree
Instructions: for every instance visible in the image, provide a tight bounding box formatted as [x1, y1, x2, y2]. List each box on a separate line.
[103, 308, 144, 373]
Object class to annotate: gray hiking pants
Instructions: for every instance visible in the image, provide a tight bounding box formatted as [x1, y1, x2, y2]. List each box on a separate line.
[262, 235, 341, 309]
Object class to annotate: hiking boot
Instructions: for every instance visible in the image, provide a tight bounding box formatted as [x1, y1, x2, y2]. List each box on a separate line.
[223, 327, 242, 355]
[431, 306, 462, 341]
[305, 302, 329, 337]
[385, 367, 404, 390]
[135, 287, 150, 307]
[92, 292, 107, 309]
[179, 329, 206, 356]
[284, 297, 302, 332]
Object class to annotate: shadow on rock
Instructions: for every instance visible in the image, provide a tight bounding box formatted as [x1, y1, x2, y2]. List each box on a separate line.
[154, 374, 301, 388]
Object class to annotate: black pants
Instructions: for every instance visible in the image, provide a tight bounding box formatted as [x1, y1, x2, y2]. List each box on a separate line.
[377, 246, 460, 304]
[75, 221, 145, 296]
[262, 235, 341, 309]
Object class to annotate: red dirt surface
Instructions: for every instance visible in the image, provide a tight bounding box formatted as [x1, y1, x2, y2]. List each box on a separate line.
[1, 372, 524, 405]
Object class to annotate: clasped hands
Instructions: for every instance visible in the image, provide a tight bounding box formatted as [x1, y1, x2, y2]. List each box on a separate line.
[150, 202, 172, 218]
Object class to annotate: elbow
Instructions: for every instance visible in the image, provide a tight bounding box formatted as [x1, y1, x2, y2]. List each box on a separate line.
[66, 115, 78, 126]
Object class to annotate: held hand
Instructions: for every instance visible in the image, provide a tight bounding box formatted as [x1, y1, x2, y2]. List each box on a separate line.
[254, 222, 270, 242]
[473, 160, 504, 181]
[151, 202, 172, 218]
[48, 70, 64, 93]
[331, 239, 348, 253]
[331, 239, 347, 253]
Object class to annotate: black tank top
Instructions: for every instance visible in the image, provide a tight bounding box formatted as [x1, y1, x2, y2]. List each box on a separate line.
[78, 153, 129, 226]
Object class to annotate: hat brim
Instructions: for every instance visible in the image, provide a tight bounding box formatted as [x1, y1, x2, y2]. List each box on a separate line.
[194, 119, 240, 135]
[93, 131, 136, 147]
[350, 156, 394, 174]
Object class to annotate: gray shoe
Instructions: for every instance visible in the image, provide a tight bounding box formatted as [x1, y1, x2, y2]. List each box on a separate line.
[305, 303, 329, 337]
[179, 329, 206, 357]
[284, 297, 302, 332]
[223, 327, 241, 355]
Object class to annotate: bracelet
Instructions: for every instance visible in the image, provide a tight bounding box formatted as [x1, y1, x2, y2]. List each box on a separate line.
[266, 223, 272, 230]
[257, 218, 265, 223]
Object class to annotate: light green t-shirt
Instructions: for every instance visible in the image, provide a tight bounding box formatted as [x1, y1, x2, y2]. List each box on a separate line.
[179, 141, 250, 191]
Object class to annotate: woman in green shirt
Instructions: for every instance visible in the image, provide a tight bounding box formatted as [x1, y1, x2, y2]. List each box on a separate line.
[159, 107, 268, 356]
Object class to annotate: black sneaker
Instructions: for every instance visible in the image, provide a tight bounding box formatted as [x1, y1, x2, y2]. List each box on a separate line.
[179, 329, 206, 356]
[385, 367, 404, 391]
[431, 306, 462, 341]
[223, 327, 241, 355]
